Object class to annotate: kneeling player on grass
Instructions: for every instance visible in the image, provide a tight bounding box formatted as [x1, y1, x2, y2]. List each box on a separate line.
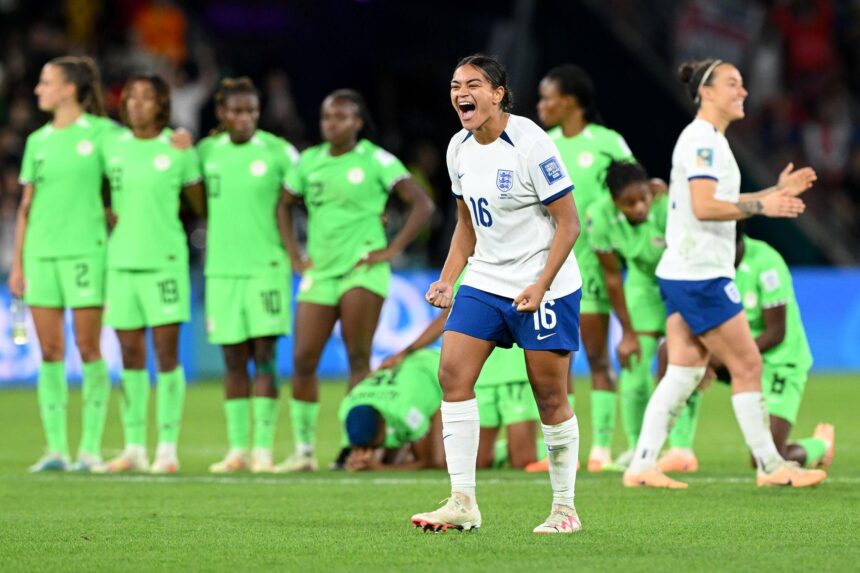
[341, 349, 445, 471]
[382, 306, 541, 470]
[587, 160, 703, 473]
[710, 230, 834, 468]
[199, 78, 299, 474]
[100, 75, 204, 474]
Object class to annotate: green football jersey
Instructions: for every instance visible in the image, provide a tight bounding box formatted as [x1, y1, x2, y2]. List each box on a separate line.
[586, 193, 668, 287]
[735, 237, 813, 370]
[19, 114, 118, 258]
[199, 130, 299, 277]
[285, 139, 409, 279]
[103, 128, 201, 269]
[548, 124, 633, 258]
[338, 349, 442, 448]
[476, 346, 529, 387]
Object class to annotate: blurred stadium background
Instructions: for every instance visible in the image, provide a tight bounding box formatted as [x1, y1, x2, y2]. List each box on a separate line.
[1, 0, 859, 382]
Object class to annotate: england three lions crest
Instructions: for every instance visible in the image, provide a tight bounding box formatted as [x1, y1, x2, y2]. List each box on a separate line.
[496, 169, 514, 196]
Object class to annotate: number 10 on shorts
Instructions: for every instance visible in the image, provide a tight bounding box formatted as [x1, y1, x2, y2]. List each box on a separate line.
[532, 300, 557, 331]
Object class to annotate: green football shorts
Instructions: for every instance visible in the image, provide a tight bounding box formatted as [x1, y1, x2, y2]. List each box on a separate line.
[625, 280, 666, 333]
[761, 362, 808, 425]
[296, 262, 390, 306]
[105, 266, 190, 329]
[577, 247, 610, 315]
[206, 274, 292, 345]
[23, 252, 105, 308]
[477, 381, 540, 428]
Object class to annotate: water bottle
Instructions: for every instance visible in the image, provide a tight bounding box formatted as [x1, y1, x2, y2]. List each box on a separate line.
[10, 297, 27, 345]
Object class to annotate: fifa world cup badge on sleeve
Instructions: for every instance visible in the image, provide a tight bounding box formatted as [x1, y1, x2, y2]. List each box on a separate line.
[539, 156, 564, 184]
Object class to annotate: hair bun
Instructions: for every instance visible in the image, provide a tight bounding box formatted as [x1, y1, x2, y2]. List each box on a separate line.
[678, 61, 698, 85]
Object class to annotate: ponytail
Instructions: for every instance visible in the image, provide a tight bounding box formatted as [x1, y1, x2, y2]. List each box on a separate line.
[49, 55, 105, 116]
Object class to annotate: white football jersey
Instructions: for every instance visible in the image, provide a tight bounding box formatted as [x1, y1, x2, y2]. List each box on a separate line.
[446, 114, 582, 300]
[657, 118, 741, 281]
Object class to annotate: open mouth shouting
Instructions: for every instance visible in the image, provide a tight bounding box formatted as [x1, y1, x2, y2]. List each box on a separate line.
[458, 100, 477, 123]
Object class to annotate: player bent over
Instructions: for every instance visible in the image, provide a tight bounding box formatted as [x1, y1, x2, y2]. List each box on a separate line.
[341, 349, 446, 471]
[710, 230, 834, 468]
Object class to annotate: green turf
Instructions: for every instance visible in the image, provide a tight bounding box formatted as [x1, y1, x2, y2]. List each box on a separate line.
[1, 375, 858, 572]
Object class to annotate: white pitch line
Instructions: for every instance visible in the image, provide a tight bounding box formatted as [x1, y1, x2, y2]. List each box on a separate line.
[10, 474, 860, 486]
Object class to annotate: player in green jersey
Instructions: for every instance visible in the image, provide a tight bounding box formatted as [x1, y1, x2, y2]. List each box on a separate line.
[99, 75, 204, 475]
[199, 78, 299, 474]
[278, 89, 434, 472]
[537, 65, 634, 471]
[340, 349, 446, 471]
[380, 305, 541, 470]
[711, 230, 834, 468]
[9, 56, 114, 472]
[588, 160, 703, 473]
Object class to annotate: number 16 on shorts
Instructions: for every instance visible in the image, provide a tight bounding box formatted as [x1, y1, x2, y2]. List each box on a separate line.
[532, 300, 557, 335]
[514, 290, 581, 352]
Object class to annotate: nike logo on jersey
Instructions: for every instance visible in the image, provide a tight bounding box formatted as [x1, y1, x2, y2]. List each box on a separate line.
[536, 333, 557, 341]
[457, 172, 465, 179]
[442, 433, 453, 441]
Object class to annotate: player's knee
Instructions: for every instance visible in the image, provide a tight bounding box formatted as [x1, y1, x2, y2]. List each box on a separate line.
[120, 344, 145, 370]
[154, 344, 178, 372]
[223, 348, 248, 373]
[40, 341, 65, 362]
[437, 362, 471, 400]
[76, 338, 101, 363]
[293, 346, 320, 376]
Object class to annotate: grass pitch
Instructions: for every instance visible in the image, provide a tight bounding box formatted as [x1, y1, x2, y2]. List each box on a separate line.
[1, 375, 858, 572]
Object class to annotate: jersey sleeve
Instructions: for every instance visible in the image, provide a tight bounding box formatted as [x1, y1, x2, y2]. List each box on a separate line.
[279, 140, 300, 184]
[446, 134, 463, 199]
[18, 135, 35, 185]
[371, 146, 410, 192]
[681, 129, 721, 181]
[284, 150, 307, 197]
[609, 131, 634, 161]
[758, 249, 792, 308]
[527, 135, 574, 204]
[181, 147, 203, 186]
[586, 203, 614, 253]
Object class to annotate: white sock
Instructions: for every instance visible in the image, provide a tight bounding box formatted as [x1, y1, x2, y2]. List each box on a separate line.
[628, 365, 704, 474]
[731, 392, 782, 472]
[441, 399, 479, 500]
[542, 415, 579, 508]
[297, 443, 314, 456]
[155, 442, 176, 460]
[126, 444, 147, 459]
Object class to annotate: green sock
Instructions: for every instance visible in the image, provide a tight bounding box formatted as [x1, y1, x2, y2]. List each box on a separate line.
[590, 390, 616, 448]
[79, 360, 110, 456]
[620, 335, 658, 449]
[224, 398, 250, 451]
[290, 399, 319, 452]
[38, 361, 69, 457]
[796, 437, 827, 467]
[493, 439, 508, 468]
[252, 397, 279, 451]
[156, 367, 186, 445]
[668, 390, 702, 449]
[121, 369, 150, 447]
[567, 393, 576, 412]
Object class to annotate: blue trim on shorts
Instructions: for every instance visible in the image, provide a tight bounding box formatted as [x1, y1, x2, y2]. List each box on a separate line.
[444, 285, 581, 351]
[658, 276, 743, 335]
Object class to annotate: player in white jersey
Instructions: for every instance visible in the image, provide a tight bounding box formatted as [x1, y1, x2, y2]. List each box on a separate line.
[410, 54, 583, 535]
[623, 58, 826, 489]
